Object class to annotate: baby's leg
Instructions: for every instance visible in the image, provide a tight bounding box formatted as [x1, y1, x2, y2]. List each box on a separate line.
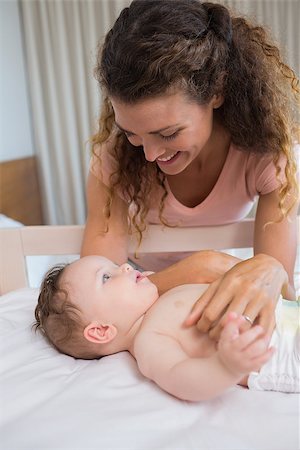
[238, 375, 249, 387]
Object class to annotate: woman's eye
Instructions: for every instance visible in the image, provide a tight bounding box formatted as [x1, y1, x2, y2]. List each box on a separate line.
[125, 133, 141, 147]
[124, 131, 136, 140]
[161, 131, 180, 141]
[102, 273, 111, 284]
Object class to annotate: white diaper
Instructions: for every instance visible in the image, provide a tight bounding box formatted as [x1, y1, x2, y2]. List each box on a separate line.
[248, 298, 300, 393]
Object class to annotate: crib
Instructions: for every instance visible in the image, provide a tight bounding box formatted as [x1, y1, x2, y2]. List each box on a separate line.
[0, 220, 299, 450]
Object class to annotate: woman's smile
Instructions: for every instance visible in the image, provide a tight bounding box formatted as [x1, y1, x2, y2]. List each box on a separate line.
[111, 92, 218, 175]
[157, 151, 180, 163]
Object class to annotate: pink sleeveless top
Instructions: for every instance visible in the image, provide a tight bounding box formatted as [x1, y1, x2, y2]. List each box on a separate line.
[90, 143, 287, 271]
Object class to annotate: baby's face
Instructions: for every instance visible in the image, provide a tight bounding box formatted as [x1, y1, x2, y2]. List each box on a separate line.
[61, 256, 159, 333]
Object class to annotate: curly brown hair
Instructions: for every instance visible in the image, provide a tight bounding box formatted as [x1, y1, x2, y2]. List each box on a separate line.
[33, 265, 101, 359]
[91, 0, 299, 243]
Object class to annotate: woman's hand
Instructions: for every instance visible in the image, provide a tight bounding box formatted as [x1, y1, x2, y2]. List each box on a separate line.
[184, 254, 288, 341]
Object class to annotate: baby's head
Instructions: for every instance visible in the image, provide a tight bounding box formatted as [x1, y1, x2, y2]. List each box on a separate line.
[34, 256, 158, 359]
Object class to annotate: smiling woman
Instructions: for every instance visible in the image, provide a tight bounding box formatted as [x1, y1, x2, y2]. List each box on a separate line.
[82, 0, 299, 342]
[16, 0, 299, 227]
[110, 92, 222, 172]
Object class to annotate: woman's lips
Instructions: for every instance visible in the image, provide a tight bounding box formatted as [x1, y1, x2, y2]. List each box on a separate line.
[156, 151, 180, 165]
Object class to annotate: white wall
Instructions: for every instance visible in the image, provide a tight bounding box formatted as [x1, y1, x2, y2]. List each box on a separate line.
[0, 0, 34, 162]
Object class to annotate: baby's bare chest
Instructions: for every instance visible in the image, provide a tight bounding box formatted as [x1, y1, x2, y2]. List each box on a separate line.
[140, 285, 217, 358]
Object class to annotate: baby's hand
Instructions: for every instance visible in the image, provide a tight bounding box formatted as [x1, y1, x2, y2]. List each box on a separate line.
[217, 312, 275, 378]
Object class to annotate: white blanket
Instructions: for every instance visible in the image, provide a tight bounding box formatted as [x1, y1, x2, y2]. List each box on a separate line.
[0, 287, 299, 450]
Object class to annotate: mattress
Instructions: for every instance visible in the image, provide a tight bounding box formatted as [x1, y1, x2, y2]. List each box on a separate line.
[0, 287, 299, 450]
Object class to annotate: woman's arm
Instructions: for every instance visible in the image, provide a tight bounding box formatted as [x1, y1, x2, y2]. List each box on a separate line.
[254, 188, 297, 299]
[81, 171, 129, 264]
[185, 187, 298, 340]
[148, 250, 241, 295]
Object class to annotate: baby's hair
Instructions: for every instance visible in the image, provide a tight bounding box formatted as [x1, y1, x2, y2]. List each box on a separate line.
[34, 264, 101, 360]
[91, 0, 299, 244]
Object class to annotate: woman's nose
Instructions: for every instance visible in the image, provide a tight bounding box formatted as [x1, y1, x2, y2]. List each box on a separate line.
[143, 141, 163, 162]
[120, 263, 133, 273]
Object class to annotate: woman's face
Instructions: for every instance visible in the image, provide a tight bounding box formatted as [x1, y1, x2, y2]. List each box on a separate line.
[111, 91, 221, 175]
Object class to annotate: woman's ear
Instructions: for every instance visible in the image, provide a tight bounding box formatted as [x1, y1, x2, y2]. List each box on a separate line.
[212, 94, 224, 109]
[83, 322, 117, 344]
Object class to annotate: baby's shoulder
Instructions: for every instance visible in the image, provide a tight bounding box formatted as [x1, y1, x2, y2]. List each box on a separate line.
[156, 284, 209, 310]
[137, 284, 208, 334]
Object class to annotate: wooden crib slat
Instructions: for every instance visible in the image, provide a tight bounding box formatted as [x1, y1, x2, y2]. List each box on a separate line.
[0, 221, 257, 294]
[0, 228, 27, 293]
[21, 226, 84, 255]
[18, 220, 255, 255]
[1, 218, 299, 294]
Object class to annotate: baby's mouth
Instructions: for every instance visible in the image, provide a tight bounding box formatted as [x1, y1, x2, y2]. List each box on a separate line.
[136, 272, 146, 283]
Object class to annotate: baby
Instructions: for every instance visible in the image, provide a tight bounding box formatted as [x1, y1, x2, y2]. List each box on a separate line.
[34, 256, 299, 401]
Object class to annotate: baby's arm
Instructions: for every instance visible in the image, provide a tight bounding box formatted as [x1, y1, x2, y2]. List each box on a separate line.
[135, 333, 240, 401]
[217, 313, 275, 382]
[135, 316, 274, 402]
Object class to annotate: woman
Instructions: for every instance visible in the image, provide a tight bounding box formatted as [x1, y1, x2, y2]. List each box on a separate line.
[81, 0, 299, 339]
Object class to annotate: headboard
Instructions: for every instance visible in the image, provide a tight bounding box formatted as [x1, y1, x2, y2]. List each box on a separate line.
[0, 156, 44, 225]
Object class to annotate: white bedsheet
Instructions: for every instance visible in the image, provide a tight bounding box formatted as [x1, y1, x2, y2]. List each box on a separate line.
[0, 288, 299, 450]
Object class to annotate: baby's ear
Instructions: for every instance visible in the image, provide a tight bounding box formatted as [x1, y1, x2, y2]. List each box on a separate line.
[83, 322, 117, 344]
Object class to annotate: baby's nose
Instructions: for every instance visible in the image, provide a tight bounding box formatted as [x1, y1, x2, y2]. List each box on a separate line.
[120, 263, 133, 273]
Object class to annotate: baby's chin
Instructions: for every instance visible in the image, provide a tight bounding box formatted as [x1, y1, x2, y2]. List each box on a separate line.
[152, 287, 160, 303]
[139, 277, 159, 301]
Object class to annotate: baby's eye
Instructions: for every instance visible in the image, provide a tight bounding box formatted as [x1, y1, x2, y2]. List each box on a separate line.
[102, 273, 111, 284]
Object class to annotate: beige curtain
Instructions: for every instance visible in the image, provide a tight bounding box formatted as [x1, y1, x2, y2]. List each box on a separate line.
[219, 0, 299, 75]
[20, 0, 299, 225]
[20, 0, 130, 224]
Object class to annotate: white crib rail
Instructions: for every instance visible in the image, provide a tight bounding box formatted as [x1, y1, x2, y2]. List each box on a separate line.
[0, 220, 259, 294]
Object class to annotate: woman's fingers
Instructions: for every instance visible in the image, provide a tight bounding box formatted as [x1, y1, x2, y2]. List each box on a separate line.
[183, 280, 220, 326]
[185, 255, 283, 343]
[257, 306, 276, 340]
[193, 283, 235, 332]
[238, 293, 276, 337]
[208, 298, 247, 340]
[237, 293, 267, 330]
[208, 293, 276, 341]
[195, 266, 266, 333]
